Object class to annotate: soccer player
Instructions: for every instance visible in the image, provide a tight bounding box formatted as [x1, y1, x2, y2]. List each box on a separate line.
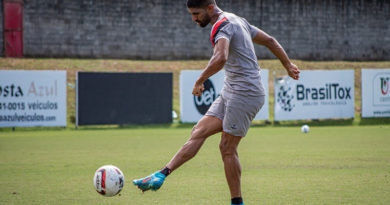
[133, 0, 300, 204]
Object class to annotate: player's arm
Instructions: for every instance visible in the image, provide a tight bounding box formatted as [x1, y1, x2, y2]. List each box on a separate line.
[192, 38, 229, 96]
[252, 28, 300, 80]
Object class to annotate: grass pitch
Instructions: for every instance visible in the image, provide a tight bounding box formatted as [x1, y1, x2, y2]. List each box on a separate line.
[1, 125, 389, 204]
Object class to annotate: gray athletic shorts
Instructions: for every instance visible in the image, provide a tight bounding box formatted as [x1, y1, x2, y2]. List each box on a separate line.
[205, 92, 265, 137]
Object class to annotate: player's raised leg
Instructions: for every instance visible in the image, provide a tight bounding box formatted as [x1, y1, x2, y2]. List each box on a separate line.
[133, 115, 222, 192]
[219, 132, 244, 205]
[166, 115, 222, 171]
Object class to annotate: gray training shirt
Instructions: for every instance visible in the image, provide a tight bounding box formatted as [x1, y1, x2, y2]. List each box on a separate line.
[211, 12, 265, 97]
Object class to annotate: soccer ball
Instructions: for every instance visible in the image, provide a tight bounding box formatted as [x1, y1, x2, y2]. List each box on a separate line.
[301, 125, 310, 133]
[93, 165, 124, 197]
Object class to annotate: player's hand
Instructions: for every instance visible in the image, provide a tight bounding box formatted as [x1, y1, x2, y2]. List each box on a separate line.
[192, 81, 205, 96]
[286, 63, 300, 80]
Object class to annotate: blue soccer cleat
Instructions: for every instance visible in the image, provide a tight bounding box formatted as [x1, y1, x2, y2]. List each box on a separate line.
[133, 172, 166, 192]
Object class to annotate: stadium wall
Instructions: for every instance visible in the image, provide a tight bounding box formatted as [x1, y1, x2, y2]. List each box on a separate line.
[20, 0, 390, 60]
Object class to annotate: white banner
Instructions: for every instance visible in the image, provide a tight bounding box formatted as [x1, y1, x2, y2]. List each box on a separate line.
[274, 70, 354, 121]
[0, 70, 67, 127]
[361, 69, 390, 118]
[180, 69, 269, 123]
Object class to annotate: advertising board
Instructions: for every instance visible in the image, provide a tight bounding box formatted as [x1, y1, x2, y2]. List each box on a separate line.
[0, 70, 67, 127]
[361, 69, 390, 118]
[274, 70, 354, 121]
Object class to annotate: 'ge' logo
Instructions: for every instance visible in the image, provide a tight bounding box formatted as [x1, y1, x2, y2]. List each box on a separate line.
[194, 79, 217, 115]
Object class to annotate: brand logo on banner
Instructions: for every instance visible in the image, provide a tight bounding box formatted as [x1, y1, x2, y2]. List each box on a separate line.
[0, 70, 67, 127]
[274, 70, 354, 121]
[193, 79, 217, 115]
[276, 84, 295, 112]
[180, 70, 269, 123]
[362, 69, 390, 118]
[0, 85, 24, 97]
[296, 83, 352, 102]
[380, 77, 389, 95]
[373, 73, 390, 106]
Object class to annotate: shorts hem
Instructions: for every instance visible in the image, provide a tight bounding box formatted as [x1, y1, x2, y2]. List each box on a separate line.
[205, 112, 224, 122]
[222, 129, 246, 137]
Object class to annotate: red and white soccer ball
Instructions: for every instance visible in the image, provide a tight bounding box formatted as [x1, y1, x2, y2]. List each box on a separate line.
[93, 165, 125, 197]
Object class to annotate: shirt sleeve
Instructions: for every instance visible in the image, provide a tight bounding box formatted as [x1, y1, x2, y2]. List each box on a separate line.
[241, 17, 259, 39]
[248, 24, 259, 39]
[214, 22, 235, 44]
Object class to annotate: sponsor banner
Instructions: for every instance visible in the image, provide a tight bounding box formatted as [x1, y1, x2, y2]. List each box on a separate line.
[274, 70, 354, 121]
[180, 69, 269, 123]
[0, 70, 67, 127]
[361, 69, 390, 118]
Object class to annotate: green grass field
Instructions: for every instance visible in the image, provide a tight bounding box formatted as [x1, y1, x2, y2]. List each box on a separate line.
[1, 125, 389, 204]
[1, 59, 390, 204]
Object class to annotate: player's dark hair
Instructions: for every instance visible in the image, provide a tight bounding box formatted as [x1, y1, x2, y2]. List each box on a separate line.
[187, 0, 216, 8]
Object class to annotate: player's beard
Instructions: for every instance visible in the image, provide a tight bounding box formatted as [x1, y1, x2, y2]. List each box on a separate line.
[197, 15, 211, 27]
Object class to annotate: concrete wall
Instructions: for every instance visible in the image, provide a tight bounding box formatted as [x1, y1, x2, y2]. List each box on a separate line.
[23, 0, 206, 59]
[222, 0, 390, 60]
[18, 0, 390, 60]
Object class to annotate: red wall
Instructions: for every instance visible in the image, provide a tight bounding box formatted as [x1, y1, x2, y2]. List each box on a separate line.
[4, 0, 23, 57]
